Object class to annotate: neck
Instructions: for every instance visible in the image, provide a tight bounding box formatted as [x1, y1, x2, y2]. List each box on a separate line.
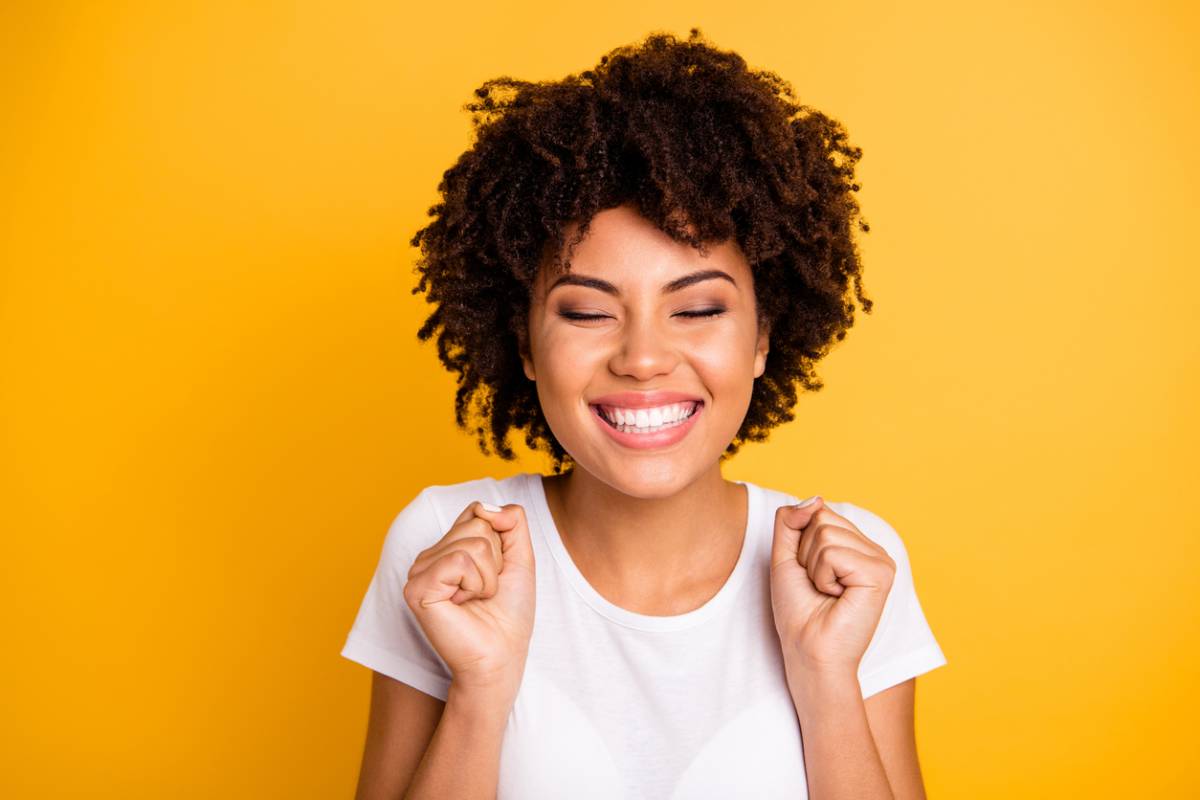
[541, 464, 747, 603]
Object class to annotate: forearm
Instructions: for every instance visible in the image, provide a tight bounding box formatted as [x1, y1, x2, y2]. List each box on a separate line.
[787, 671, 893, 800]
[404, 683, 512, 800]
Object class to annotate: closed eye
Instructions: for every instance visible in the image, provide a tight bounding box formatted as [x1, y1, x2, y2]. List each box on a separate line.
[557, 312, 609, 321]
[678, 308, 727, 319]
[558, 308, 727, 322]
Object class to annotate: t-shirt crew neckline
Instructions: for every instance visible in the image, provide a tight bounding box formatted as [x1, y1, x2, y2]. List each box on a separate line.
[522, 471, 759, 633]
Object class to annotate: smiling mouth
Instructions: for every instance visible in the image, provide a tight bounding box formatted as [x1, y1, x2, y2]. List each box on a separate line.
[590, 401, 703, 434]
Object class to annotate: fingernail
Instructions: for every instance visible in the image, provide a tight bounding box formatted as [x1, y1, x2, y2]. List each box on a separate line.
[480, 502, 503, 512]
[794, 495, 820, 508]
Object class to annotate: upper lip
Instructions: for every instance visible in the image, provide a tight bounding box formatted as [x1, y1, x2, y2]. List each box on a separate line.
[589, 390, 704, 409]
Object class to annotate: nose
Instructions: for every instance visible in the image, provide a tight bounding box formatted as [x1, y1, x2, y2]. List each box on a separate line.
[607, 310, 679, 381]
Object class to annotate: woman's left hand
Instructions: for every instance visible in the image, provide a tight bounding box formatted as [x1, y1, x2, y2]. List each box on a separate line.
[769, 498, 896, 681]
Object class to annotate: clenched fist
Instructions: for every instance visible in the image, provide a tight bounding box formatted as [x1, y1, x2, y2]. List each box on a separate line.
[403, 500, 537, 697]
[769, 497, 896, 680]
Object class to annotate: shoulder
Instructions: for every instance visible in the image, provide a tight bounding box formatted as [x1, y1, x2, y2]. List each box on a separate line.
[383, 473, 532, 555]
[418, 472, 532, 524]
[825, 501, 909, 565]
[750, 479, 910, 566]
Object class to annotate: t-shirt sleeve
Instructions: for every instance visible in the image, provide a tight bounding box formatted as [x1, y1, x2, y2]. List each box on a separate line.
[835, 501, 949, 700]
[340, 487, 454, 701]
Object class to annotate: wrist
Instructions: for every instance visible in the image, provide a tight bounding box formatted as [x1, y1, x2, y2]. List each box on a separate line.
[446, 679, 518, 727]
[450, 654, 528, 701]
[784, 666, 862, 719]
[782, 652, 858, 688]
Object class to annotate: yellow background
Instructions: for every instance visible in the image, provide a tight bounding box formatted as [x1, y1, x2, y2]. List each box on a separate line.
[2, 1, 1197, 797]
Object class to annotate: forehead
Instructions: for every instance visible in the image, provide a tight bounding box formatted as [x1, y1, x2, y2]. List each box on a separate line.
[534, 204, 751, 291]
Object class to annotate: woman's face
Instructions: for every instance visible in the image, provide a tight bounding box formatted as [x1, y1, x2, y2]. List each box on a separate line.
[522, 203, 770, 499]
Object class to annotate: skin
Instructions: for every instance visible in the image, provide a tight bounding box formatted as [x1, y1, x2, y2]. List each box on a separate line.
[521, 203, 769, 610]
[518, 201, 928, 798]
[352, 201, 928, 799]
[772, 498, 924, 798]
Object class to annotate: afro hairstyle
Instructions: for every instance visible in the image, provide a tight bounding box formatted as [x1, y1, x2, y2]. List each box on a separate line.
[410, 27, 872, 474]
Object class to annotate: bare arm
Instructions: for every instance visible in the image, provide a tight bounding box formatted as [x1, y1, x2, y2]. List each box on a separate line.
[352, 673, 514, 800]
[791, 677, 929, 799]
[352, 672, 444, 800]
[789, 672, 895, 800]
[403, 682, 512, 800]
[864, 678, 928, 800]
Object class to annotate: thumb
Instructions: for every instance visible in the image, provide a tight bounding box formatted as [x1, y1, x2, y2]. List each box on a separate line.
[482, 502, 536, 572]
[770, 496, 823, 570]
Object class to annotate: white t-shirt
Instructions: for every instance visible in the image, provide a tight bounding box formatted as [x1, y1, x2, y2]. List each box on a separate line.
[341, 471, 948, 799]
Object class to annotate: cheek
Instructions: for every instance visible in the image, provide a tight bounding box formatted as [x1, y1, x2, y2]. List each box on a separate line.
[689, 329, 756, 383]
[535, 327, 601, 389]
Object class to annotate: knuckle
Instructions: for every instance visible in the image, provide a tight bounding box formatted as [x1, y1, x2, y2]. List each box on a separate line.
[464, 536, 495, 561]
[402, 579, 419, 607]
[452, 515, 482, 534]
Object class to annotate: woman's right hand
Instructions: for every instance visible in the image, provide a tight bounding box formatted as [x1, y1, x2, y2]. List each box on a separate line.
[403, 500, 537, 698]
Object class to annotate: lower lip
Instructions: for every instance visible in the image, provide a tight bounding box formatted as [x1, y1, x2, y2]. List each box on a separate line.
[589, 403, 704, 450]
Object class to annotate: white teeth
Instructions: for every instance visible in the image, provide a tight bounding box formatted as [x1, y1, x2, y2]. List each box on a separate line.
[598, 402, 699, 434]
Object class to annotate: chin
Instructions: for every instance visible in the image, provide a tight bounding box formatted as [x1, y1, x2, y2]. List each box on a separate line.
[591, 459, 705, 499]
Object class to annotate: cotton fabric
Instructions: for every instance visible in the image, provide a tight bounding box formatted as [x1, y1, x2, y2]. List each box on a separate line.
[341, 472, 948, 799]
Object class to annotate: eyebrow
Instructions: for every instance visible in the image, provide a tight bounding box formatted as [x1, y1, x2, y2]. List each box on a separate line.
[547, 268, 737, 296]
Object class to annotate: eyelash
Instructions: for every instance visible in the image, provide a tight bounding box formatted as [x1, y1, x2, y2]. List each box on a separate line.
[559, 308, 727, 322]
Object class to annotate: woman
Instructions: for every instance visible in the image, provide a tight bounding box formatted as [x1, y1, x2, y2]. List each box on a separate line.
[342, 29, 948, 799]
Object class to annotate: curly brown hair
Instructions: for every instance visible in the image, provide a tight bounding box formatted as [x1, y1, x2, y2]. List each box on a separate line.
[410, 27, 872, 475]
